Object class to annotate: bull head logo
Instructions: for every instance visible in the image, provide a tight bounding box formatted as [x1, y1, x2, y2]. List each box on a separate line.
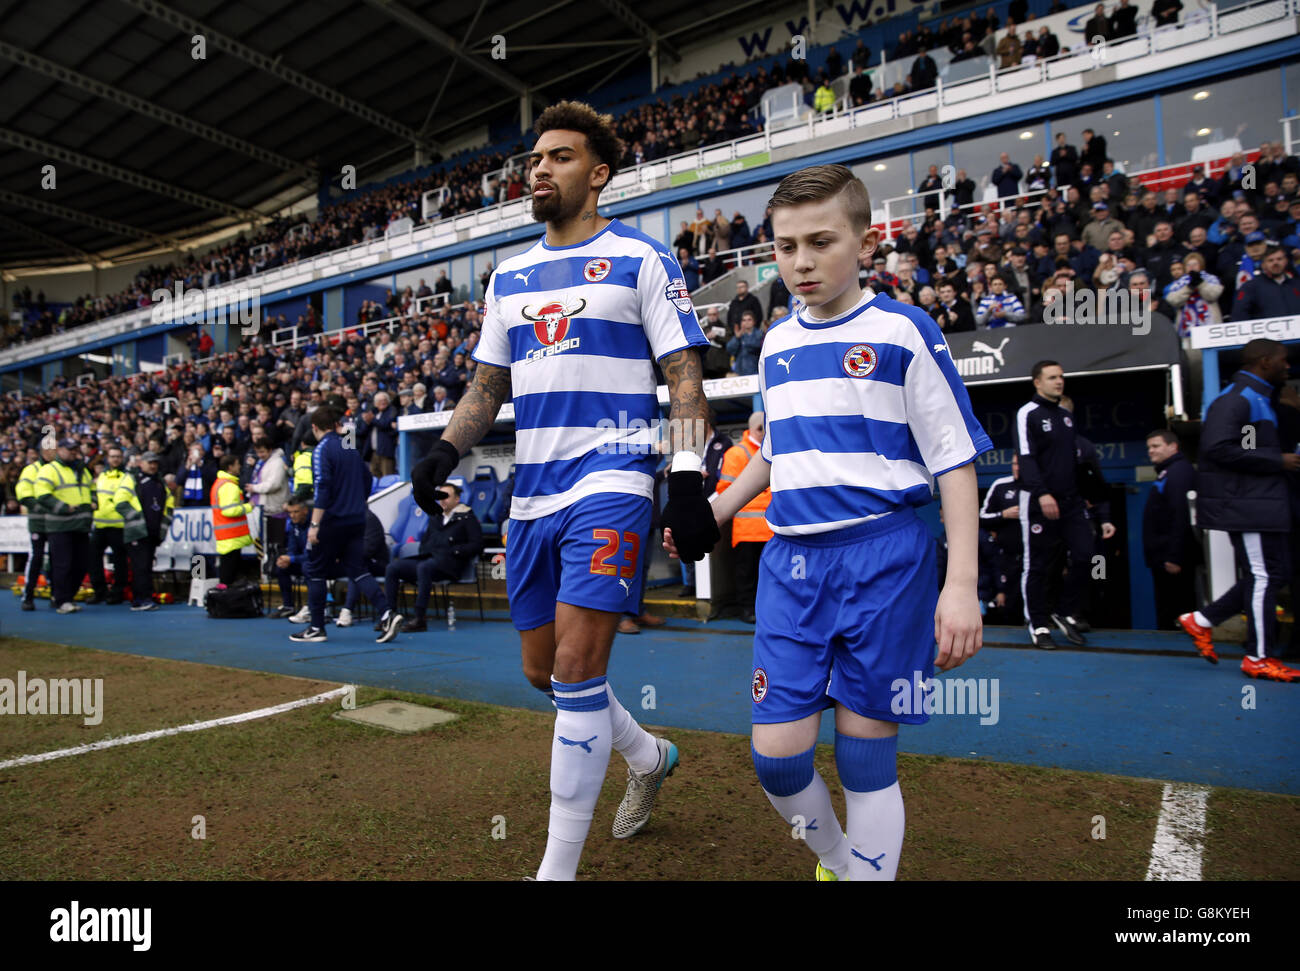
[522, 298, 586, 346]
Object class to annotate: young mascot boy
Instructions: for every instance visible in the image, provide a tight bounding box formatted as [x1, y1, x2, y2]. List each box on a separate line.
[666, 164, 990, 880]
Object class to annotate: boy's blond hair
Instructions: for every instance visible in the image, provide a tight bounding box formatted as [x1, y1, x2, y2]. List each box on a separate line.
[767, 164, 872, 233]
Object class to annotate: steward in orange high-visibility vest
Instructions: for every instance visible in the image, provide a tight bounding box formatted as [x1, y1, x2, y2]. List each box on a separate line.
[210, 452, 252, 587]
[210, 468, 252, 553]
[716, 425, 772, 545]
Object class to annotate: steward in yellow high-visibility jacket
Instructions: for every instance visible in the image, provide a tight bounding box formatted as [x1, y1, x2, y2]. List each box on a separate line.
[814, 80, 836, 113]
[91, 447, 131, 602]
[33, 439, 94, 611]
[210, 452, 252, 586]
[292, 436, 315, 496]
[15, 444, 55, 609]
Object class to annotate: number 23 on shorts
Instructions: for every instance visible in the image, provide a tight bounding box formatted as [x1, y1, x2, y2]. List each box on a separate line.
[590, 528, 640, 578]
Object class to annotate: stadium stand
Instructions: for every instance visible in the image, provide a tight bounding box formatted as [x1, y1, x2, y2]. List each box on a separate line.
[2, 0, 1299, 638]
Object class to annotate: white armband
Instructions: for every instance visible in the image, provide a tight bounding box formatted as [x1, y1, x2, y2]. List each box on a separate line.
[670, 451, 703, 474]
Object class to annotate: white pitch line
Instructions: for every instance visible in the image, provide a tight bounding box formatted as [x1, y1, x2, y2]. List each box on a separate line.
[1145, 783, 1210, 881]
[0, 685, 353, 771]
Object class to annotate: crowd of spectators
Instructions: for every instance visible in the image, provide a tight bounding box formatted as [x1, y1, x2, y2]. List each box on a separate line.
[3, 0, 1221, 355]
[0, 300, 486, 517]
[868, 136, 1300, 337]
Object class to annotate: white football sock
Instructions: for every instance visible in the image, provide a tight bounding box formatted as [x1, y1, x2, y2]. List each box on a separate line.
[535, 678, 613, 881]
[844, 781, 905, 881]
[1193, 610, 1211, 628]
[606, 681, 660, 774]
[764, 771, 849, 879]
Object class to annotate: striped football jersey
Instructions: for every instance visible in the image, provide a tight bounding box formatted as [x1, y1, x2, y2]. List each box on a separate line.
[758, 288, 992, 535]
[473, 218, 708, 519]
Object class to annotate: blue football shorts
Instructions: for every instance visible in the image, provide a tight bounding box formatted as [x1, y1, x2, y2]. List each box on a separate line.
[506, 492, 652, 631]
[751, 505, 938, 725]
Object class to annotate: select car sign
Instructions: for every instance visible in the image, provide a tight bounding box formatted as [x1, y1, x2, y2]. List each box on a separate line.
[1189, 315, 1300, 350]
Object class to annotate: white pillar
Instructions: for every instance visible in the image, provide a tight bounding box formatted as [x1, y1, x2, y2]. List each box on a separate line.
[520, 90, 533, 132]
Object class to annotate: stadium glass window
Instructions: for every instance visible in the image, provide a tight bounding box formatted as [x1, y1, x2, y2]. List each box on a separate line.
[850, 153, 912, 220]
[951, 127, 1043, 200]
[1051, 100, 1158, 173]
[908, 146, 956, 216]
[1286, 65, 1299, 125]
[1161, 68, 1285, 167]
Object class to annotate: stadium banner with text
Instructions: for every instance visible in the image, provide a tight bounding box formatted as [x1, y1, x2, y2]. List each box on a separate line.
[0, 517, 32, 554]
[1189, 315, 1300, 350]
[670, 152, 771, 187]
[156, 506, 263, 560]
[943, 324, 1180, 385]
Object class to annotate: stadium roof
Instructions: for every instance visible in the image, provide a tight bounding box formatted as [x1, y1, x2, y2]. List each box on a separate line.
[0, 0, 771, 270]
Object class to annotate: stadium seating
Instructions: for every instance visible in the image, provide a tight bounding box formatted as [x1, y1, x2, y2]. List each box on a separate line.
[469, 466, 500, 533]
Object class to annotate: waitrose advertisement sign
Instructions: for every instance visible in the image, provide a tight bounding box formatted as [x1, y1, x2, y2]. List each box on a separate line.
[670, 152, 772, 187]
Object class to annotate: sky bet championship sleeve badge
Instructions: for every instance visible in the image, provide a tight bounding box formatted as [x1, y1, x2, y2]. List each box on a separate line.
[665, 277, 693, 314]
[583, 258, 611, 282]
[842, 343, 878, 378]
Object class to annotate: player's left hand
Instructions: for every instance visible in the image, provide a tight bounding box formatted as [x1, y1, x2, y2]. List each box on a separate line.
[1101, 521, 1116, 539]
[934, 585, 982, 672]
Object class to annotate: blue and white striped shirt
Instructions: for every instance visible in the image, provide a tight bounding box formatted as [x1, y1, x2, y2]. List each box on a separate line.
[473, 218, 708, 519]
[758, 288, 992, 536]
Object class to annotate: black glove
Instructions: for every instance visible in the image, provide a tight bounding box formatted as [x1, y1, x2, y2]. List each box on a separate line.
[411, 439, 460, 515]
[661, 470, 721, 562]
[1188, 270, 1202, 286]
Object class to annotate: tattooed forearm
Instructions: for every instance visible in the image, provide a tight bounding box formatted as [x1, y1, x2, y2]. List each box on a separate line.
[441, 362, 512, 455]
[662, 347, 707, 455]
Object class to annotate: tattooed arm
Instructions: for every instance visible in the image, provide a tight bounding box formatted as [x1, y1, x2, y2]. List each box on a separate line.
[440, 362, 512, 455]
[658, 346, 722, 560]
[661, 347, 707, 458]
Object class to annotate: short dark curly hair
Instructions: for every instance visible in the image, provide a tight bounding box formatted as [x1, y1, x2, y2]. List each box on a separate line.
[534, 100, 624, 190]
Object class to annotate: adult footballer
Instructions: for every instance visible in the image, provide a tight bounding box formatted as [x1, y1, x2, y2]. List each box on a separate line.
[411, 100, 719, 880]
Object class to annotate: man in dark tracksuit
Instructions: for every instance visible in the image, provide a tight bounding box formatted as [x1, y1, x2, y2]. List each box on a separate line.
[1070, 423, 1117, 630]
[1142, 430, 1200, 630]
[1016, 361, 1093, 648]
[1179, 340, 1300, 680]
[384, 480, 483, 632]
[342, 510, 392, 629]
[291, 406, 403, 644]
[270, 495, 310, 618]
[115, 452, 175, 611]
[978, 454, 1024, 621]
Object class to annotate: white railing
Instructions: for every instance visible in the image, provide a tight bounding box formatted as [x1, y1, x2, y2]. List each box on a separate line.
[4, 0, 1293, 371]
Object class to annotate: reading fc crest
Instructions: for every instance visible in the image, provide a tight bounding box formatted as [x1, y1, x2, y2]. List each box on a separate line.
[752, 667, 769, 703]
[842, 343, 878, 378]
[583, 258, 611, 282]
